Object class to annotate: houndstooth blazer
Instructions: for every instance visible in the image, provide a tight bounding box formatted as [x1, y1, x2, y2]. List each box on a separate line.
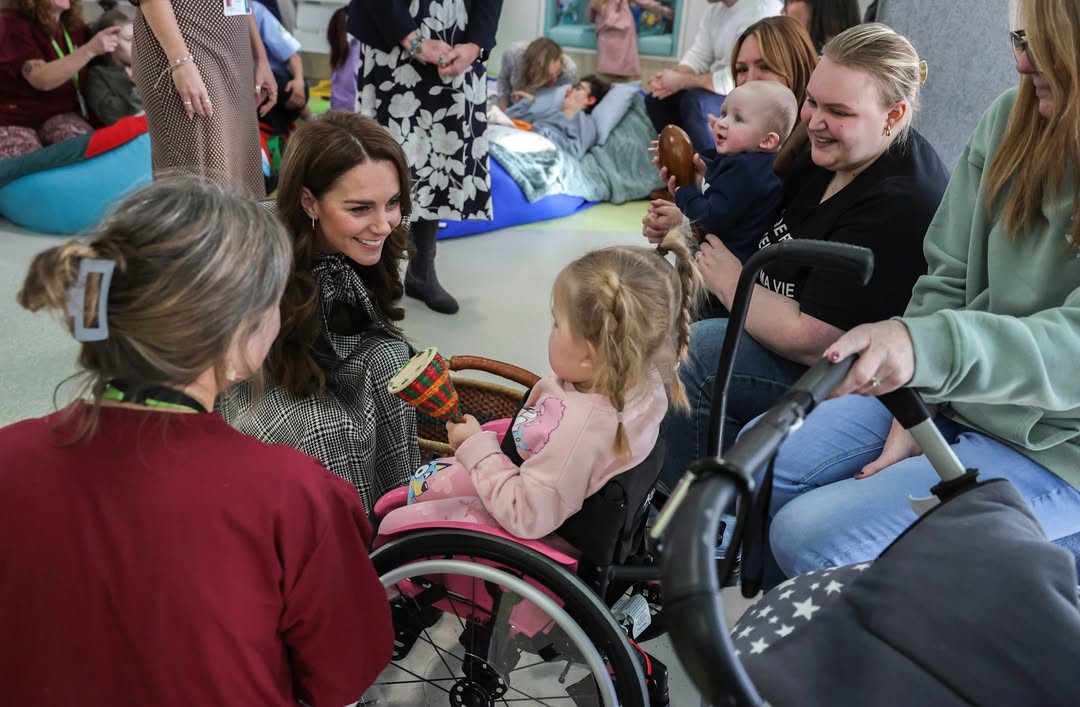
[218, 253, 418, 511]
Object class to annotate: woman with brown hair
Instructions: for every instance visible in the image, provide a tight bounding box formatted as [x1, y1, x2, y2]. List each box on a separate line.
[0, 0, 125, 157]
[218, 111, 419, 512]
[496, 36, 578, 110]
[0, 177, 392, 703]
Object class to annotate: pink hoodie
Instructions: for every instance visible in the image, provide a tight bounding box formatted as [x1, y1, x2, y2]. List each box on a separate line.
[387, 369, 668, 540]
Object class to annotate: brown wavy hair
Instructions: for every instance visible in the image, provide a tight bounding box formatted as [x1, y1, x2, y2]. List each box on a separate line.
[269, 111, 412, 397]
[13, 0, 84, 32]
[518, 37, 565, 95]
[731, 15, 818, 177]
[985, 0, 1080, 249]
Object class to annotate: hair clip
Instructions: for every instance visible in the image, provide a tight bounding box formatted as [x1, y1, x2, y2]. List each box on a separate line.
[66, 258, 116, 342]
[918, 60, 928, 85]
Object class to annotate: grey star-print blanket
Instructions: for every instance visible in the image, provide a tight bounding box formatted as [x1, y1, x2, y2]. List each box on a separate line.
[725, 480, 1080, 706]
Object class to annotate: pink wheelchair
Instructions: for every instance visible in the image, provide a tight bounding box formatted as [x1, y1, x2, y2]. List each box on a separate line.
[360, 357, 667, 707]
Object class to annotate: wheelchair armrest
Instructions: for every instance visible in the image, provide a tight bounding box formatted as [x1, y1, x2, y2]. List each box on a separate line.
[373, 487, 410, 521]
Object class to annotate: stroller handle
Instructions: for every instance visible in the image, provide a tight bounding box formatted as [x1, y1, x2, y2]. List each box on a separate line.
[708, 240, 874, 456]
[660, 355, 854, 707]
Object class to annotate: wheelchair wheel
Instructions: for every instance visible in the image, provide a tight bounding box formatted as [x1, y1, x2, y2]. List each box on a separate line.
[367, 530, 648, 707]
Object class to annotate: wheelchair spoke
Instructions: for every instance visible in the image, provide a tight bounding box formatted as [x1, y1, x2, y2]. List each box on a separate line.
[506, 658, 550, 674]
[502, 691, 576, 704]
[421, 622, 459, 680]
[376, 663, 453, 695]
[413, 632, 464, 663]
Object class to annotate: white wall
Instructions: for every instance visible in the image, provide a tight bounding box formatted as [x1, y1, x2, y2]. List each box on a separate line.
[491, 0, 546, 70]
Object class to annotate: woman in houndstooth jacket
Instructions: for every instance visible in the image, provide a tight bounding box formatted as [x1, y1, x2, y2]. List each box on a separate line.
[218, 112, 419, 511]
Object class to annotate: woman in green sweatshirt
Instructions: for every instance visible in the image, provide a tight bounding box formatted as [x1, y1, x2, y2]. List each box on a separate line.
[762, 0, 1080, 582]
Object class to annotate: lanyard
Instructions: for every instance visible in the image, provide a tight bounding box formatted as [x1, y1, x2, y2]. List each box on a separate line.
[50, 28, 88, 118]
[103, 380, 208, 414]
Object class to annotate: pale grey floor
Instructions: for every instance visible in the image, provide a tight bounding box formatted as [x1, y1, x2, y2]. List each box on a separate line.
[0, 206, 755, 705]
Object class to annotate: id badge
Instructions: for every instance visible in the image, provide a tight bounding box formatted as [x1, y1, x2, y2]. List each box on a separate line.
[223, 0, 251, 16]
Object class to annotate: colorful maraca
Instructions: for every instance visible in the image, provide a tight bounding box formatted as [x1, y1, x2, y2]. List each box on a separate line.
[388, 347, 464, 422]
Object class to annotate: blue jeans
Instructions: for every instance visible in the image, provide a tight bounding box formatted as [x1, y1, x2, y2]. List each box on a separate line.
[766, 395, 1080, 578]
[645, 88, 726, 154]
[660, 317, 807, 494]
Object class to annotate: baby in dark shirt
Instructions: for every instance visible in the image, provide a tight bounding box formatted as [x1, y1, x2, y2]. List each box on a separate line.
[661, 81, 798, 262]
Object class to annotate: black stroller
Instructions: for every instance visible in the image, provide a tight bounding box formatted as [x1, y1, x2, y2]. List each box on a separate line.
[654, 241, 1080, 706]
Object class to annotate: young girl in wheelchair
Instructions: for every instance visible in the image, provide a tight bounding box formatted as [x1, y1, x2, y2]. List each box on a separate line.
[380, 230, 700, 541]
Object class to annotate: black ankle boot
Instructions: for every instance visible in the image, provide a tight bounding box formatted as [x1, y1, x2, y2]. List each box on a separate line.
[406, 220, 459, 314]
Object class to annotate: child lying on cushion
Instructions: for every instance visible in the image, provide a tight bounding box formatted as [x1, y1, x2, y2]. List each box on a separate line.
[489, 75, 612, 159]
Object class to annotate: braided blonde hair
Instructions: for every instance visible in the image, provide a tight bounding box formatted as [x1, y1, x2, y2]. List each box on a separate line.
[553, 229, 700, 457]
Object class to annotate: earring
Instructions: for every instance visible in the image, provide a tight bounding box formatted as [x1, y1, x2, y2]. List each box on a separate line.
[884, 124, 893, 137]
[311, 215, 317, 232]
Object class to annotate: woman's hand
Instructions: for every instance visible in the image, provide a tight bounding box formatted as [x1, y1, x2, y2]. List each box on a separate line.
[447, 414, 483, 452]
[512, 89, 534, 103]
[86, 25, 125, 58]
[438, 43, 481, 78]
[416, 37, 454, 66]
[171, 62, 213, 119]
[695, 234, 741, 302]
[642, 199, 684, 243]
[824, 320, 916, 398]
[649, 69, 683, 99]
[855, 418, 922, 479]
[254, 59, 276, 116]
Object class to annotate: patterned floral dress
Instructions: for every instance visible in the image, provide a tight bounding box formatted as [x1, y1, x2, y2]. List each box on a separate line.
[357, 0, 492, 222]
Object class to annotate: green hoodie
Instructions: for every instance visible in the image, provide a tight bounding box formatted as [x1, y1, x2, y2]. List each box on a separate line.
[901, 87, 1080, 490]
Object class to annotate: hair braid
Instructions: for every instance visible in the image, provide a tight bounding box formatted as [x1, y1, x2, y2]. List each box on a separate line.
[659, 228, 702, 412]
[596, 270, 634, 458]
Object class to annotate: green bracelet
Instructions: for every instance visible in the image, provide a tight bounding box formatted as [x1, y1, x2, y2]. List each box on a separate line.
[407, 34, 423, 60]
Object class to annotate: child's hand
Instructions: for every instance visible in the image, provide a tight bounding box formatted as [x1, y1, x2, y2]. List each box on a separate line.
[446, 414, 483, 452]
[512, 89, 535, 103]
[692, 152, 707, 190]
[642, 199, 684, 243]
[284, 78, 306, 110]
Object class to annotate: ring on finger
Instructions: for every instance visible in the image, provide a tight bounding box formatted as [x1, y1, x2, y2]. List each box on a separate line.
[201, 97, 212, 104]
[183, 100, 193, 105]
[869, 376, 881, 388]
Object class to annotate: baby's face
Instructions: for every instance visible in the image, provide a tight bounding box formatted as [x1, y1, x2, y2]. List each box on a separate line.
[710, 88, 774, 155]
[113, 23, 134, 66]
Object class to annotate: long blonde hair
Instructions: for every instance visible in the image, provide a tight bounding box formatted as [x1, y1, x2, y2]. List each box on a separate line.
[985, 0, 1080, 247]
[823, 23, 925, 144]
[553, 230, 700, 458]
[17, 177, 292, 438]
